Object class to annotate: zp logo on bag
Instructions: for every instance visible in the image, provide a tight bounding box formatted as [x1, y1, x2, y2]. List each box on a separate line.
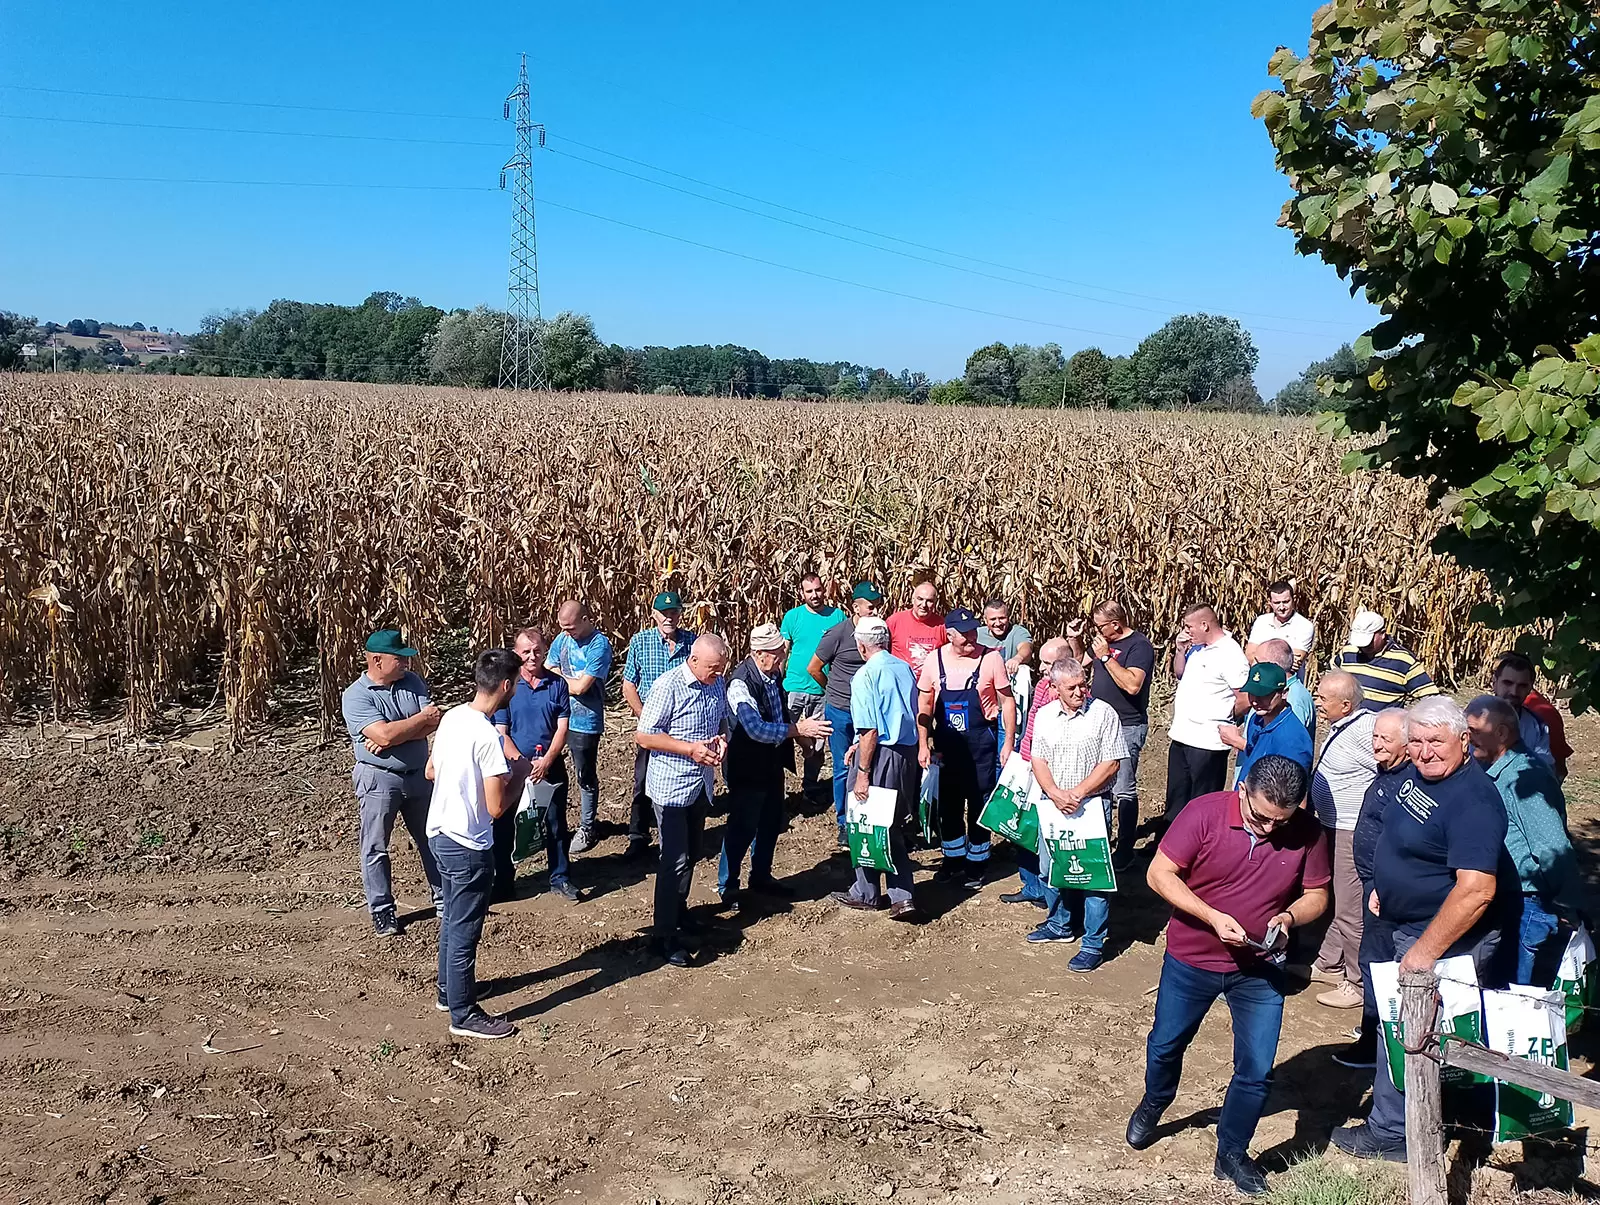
[1485, 985, 1574, 1141]
[1036, 790, 1116, 893]
[1371, 955, 1483, 1091]
[1550, 924, 1595, 1035]
[847, 786, 899, 874]
[978, 753, 1040, 854]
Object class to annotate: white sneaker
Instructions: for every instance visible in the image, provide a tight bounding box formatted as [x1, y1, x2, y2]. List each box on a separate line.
[569, 827, 597, 855]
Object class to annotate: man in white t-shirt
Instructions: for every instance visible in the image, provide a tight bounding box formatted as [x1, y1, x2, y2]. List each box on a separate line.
[1245, 580, 1315, 678]
[426, 648, 522, 1041]
[1164, 603, 1249, 827]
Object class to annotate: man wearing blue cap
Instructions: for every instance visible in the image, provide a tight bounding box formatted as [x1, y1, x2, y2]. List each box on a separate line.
[622, 591, 697, 859]
[341, 629, 444, 936]
[917, 608, 1017, 889]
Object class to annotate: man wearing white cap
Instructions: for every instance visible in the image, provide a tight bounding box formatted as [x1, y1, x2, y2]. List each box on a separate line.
[830, 616, 922, 920]
[1331, 611, 1440, 713]
[717, 623, 832, 912]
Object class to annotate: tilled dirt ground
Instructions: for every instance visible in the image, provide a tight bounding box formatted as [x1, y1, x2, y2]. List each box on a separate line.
[4, 710, 1600, 1204]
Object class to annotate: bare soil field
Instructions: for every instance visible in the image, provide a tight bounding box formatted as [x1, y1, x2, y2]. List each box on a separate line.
[3, 707, 1600, 1205]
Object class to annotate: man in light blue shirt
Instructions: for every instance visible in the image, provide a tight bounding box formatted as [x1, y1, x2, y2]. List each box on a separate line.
[830, 618, 922, 920]
[548, 599, 614, 853]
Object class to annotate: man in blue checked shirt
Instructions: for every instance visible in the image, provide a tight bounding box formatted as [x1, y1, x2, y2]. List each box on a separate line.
[718, 623, 832, 914]
[622, 591, 697, 859]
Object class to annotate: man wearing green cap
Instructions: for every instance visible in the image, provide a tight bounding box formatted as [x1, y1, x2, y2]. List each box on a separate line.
[622, 591, 697, 859]
[341, 630, 444, 936]
[808, 582, 885, 847]
[1227, 662, 1314, 787]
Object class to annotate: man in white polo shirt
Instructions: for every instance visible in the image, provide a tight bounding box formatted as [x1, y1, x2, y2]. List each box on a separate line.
[1245, 580, 1315, 678]
[1164, 603, 1249, 829]
[426, 648, 523, 1041]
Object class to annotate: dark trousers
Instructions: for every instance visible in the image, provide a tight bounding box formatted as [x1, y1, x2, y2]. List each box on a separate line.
[1367, 922, 1503, 1145]
[653, 792, 708, 942]
[630, 745, 656, 844]
[1163, 741, 1229, 822]
[718, 776, 784, 897]
[567, 731, 601, 831]
[429, 835, 495, 1026]
[492, 765, 572, 896]
[1144, 952, 1286, 1157]
[849, 741, 920, 907]
[1357, 890, 1393, 1052]
[937, 744, 998, 865]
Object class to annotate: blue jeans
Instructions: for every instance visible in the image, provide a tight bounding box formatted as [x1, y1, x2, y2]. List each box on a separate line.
[1016, 860, 1045, 900]
[718, 779, 784, 896]
[1516, 893, 1564, 987]
[1041, 884, 1110, 953]
[825, 702, 854, 832]
[1145, 952, 1285, 1157]
[429, 835, 495, 1026]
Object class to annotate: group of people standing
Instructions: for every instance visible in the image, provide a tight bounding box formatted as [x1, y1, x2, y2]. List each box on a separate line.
[337, 576, 1586, 1200]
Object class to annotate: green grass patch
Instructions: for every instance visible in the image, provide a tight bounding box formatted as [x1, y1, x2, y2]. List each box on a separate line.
[1267, 1155, 1405, 1205]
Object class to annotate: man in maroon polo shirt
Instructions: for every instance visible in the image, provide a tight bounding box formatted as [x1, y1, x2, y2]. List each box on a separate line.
[1125, 755, 1330, 1197]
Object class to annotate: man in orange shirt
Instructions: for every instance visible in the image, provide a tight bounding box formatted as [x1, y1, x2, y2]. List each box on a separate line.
[888, 580, 948, 676]
[918, 608, 1017, 889]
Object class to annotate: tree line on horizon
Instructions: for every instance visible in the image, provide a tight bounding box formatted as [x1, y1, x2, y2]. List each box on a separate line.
[1, 294, 1359, 412]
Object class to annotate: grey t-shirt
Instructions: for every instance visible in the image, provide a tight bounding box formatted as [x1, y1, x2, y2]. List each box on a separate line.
[814, 617, 867, 710]
[341, 670, 432, 773]
[977, 622, 1032, 663]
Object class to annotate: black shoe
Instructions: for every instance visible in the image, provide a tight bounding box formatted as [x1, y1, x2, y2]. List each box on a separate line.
[961, 869, 985, 891]
[1000, 891, 1047, 910]
[372, 909, 400, 937]
[550, 879, 581, 902]
[934, 861, 965, 883]
[1329, 1124, 1407, 1163]
[1125, 1098, 1164, 1150]
[436, 982, 488, 1012]
[448, 1011, 516, 1040]
[747, 877, 793, 899]
[651, 941, 691, 968]
[1214, 1150, 1268, 1196]
[678, 913, 705, 936]
[1331, 1038, 1377, 1069]
[722, 895, 742, 915]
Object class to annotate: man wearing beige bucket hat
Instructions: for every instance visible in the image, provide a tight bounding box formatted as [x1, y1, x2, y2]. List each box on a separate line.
[717, 623, 832, 913]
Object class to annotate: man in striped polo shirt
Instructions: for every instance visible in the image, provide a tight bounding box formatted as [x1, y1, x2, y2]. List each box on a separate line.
[1330, 611, 1440, 713]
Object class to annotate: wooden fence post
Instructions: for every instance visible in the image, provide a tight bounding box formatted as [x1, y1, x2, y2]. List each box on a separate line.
[1399, 968, 1448, 1205]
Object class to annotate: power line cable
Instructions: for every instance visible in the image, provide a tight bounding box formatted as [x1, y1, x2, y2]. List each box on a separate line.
[0, 90, 1361, 333]
[1, 167, 1328, 346]
[0, 82, 498, 124]
[0, 111, 503, 148]
[552, 134, 1355, 327]
[544, 143, 1341, 338]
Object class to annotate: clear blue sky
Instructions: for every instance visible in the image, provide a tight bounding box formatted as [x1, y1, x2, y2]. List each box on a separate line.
[0, 1, 1371, 391]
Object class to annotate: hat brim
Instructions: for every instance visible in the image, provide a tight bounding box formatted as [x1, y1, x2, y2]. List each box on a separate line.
[1243, 684, 1281, 697]
[948, 623, 981, 635]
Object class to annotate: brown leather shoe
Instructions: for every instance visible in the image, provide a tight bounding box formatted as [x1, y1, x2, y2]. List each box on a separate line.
[888, 900, 920, 922]
[829, 890, 878, 912]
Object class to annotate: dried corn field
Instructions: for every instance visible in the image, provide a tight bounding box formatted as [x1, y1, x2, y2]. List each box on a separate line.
[0, 375, 1505, 734]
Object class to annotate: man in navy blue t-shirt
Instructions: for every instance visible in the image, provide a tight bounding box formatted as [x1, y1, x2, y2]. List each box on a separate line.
[492, 627, 578, 903]
[1332, 697, 1511, 1163]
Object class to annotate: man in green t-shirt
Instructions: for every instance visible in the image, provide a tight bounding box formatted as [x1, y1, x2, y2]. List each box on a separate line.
[780, 573, 844, 799]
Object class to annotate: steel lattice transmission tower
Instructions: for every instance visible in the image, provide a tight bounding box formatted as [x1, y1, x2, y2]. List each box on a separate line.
[497, 52, 548, 391]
